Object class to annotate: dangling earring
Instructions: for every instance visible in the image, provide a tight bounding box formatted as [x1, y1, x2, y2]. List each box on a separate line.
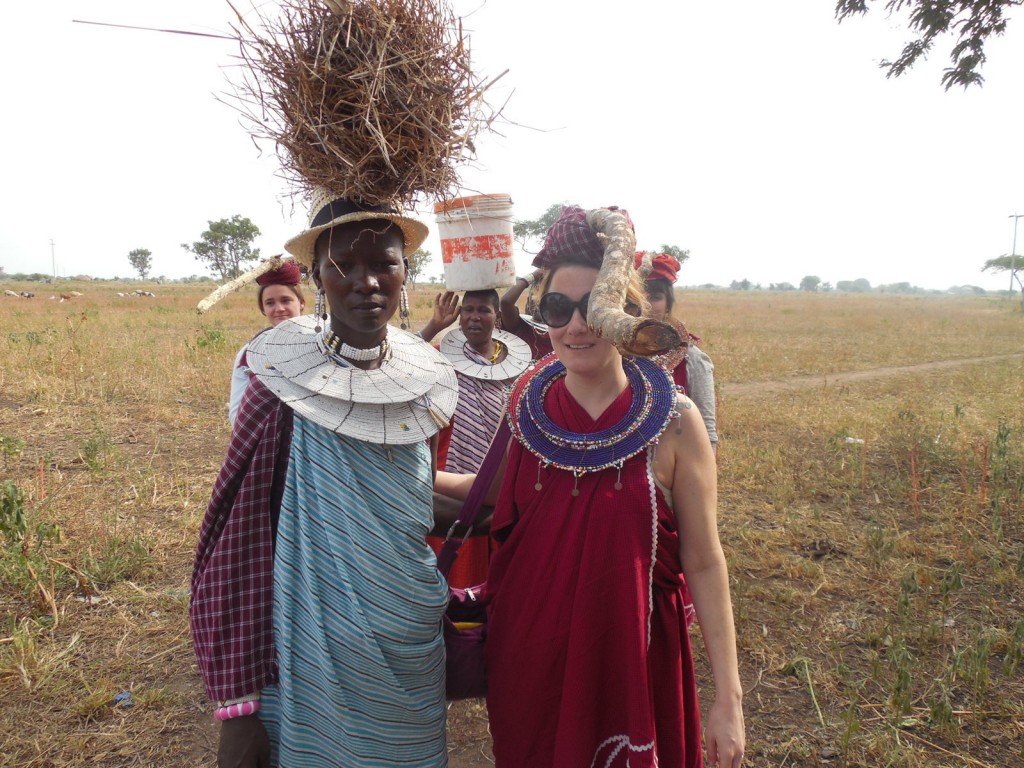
[399, 283, 411, 330]
[314, 287, 327, 333]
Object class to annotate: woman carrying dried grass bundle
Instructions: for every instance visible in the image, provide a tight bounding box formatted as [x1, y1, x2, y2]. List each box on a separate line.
[192, 196, 479, 767]
[483, 206, 745, 767]
[192, 0, 500, 764]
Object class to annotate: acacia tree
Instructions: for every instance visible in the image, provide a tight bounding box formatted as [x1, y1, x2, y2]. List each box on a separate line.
[406, 248, 431, 284]
[836, 0, 1020, 89]
[127, 248, 152, 280]
[982, 254, 1023, 298]
[181, 215, 261, 280]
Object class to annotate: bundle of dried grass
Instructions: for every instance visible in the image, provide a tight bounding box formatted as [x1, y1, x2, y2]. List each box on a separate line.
[227, 0, 501, 207]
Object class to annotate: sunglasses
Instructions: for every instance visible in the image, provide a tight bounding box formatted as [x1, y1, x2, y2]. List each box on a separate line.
[537, 292, 592, 329]
[537, 292, 642, 329]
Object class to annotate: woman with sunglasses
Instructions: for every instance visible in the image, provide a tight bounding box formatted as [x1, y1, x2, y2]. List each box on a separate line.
[484, 207, 745, 768]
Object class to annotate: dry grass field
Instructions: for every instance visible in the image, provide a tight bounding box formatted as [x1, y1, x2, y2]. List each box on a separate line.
[0, 283, 1021, 767]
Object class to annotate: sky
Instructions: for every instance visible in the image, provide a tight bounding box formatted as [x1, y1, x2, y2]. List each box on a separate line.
[1, 1, 1022, 291]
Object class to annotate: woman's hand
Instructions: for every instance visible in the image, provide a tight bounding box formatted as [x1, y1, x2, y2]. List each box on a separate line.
[433, 291, 460, 327]
[704, 694, 745, 767]
[418, 291, 460, 341]
[218, 715, 272, 768]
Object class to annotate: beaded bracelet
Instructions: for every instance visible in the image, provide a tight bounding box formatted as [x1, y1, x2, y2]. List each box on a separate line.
[518, 273, 537, 288]
[217, 692, 260, 708]
[214, 700, 261, 721]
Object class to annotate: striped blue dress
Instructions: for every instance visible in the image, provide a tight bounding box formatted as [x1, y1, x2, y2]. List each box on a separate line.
[260, 413, 449, 767]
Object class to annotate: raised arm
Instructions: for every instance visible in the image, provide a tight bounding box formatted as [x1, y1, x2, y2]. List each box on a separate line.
[418, 291, 460, 342]
[499, 270, 543, 332]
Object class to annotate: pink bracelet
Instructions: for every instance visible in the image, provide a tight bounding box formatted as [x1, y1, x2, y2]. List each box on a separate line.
[214, 700, 261, 721]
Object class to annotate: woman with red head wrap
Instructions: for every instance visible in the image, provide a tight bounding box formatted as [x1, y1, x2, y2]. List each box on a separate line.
[642, 252, 718, 453]
[227, 261, 306, 426]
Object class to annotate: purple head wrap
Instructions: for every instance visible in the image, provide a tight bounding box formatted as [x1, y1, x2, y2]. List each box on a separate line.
[532, 205, 633, 269]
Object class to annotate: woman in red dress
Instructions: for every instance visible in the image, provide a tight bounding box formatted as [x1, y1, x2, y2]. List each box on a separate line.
[485, 207, 745, 767]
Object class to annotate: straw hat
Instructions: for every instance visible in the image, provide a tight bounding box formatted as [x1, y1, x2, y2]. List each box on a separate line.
[285, 189, 429, 269]
[439, 328, 532, 382]
[247, 315, 458, 444]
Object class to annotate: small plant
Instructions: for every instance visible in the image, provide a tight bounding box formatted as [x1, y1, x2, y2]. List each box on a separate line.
[927, 682, 957, 737]
[838, 695, 861, 763]
[1002, 618, 1024, 675]
[992, 419, 1011, 484]
[887, 636, 914, 716]
[0, 434, 25, 466]
[80, 534, 153, 590]
[956, 630, 994, 697]
[0, 480, 27, 546]
[193, 326, 228, 351]
[78, 426, 111, 472]
[2, 619, 82, 691]
[865, 522, 895, 566]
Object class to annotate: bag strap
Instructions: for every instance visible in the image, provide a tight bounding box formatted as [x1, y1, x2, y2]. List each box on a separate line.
[436, 419, 511, 578]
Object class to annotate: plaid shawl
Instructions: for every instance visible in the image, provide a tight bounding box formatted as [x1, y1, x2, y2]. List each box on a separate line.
[190, 378, 294, 701]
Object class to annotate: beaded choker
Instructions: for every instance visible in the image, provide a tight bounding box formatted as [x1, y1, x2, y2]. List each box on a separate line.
[507, 355, 679, 488]
[323, 329, 388, 362]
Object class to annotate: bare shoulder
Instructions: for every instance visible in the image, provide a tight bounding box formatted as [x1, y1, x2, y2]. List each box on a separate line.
[654, 393, 709, 485]
[675, 392, 698, 413]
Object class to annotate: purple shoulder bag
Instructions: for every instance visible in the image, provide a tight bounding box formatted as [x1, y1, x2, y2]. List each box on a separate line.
[438, 420, 510, 700]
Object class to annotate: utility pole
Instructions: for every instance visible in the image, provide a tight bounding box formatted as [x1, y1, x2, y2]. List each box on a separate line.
[50, 239, 56, 280]
[1009, 214, 1023, 299]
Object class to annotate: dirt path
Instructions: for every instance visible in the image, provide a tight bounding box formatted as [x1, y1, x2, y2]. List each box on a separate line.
[721, 352, 1024, 397]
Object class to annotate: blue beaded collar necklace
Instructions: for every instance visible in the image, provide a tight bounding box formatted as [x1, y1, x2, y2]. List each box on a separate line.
[508, 354, 679, 484]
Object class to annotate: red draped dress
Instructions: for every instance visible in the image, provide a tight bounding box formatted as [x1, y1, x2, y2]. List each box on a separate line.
[485, 378, 702, 768]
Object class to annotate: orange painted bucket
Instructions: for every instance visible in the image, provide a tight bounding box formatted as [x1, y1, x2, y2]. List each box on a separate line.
[434, 194, 516, 291]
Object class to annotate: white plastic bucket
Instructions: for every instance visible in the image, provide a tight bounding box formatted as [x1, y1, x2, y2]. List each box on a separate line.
[434, 194, 516, 291]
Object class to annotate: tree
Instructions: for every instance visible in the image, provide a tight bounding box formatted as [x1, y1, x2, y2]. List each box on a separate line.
[836, 0, 1019, 89]
[181, 215, 261, 280]
[730, 278, 752, 291]
[983, 254, 1022, 286]
[127, 248, 152, 280]
[837, 278, 873, 292]
[406, 248, 431, 284]
[983, 254, 1023, 304]
[513, 203, 566, 254]
[800, 275, 822, 292]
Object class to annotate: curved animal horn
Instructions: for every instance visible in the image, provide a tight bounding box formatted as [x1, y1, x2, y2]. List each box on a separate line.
[584, 209, 683, 357]
[195, 256, 286, 315]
